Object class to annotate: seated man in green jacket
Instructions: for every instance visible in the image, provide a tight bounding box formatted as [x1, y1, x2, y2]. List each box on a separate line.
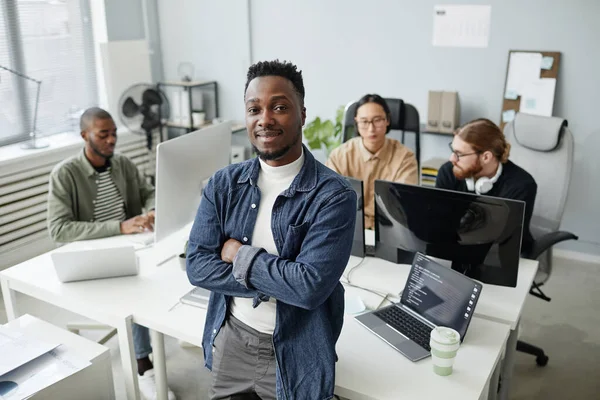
[47, 107, 176, 400]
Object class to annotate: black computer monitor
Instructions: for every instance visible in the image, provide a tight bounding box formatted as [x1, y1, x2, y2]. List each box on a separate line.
[345, 177, 366, 258]
[373, 180, 525, 287]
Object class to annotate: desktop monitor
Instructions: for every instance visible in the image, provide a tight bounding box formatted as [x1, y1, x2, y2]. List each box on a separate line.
[154, 121, 232, 243]
[345, 177, 365, 258]
[374, 181, 525, 287]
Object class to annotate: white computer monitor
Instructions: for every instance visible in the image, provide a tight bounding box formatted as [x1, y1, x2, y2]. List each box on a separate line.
[154, 121, 232, 244]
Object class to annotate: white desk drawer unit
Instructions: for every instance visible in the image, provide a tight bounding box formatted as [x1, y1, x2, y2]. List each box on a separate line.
[2, 314, 115, 400]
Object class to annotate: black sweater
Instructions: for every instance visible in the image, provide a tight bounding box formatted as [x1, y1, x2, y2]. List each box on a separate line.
[436, 160, 537, 253]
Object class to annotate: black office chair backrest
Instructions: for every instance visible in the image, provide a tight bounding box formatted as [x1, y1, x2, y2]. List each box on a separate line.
[341, 98, 421, 167]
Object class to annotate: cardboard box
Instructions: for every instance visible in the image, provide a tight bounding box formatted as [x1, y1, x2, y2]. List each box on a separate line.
[426, 91, 443, 132]
[440, 91, 460, 134]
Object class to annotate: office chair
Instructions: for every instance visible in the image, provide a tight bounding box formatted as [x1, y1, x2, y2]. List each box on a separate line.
[504, 112, 578, 366]
[341, 98, 421, 169]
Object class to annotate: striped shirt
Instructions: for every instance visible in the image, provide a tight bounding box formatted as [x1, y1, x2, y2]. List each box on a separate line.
[92, 168, 127, 222]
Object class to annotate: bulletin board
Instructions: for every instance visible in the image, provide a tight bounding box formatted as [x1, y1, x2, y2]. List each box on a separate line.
[500, 50, 561, 131]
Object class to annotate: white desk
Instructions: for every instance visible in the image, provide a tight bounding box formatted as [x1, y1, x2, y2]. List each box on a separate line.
[0, 246, 168, 400]
[344, 254, 538, 329]
[129, 239, 514, 400]
[0, 225, 198, 400]
[4, 314, 115, 399]
[126, 254, 509, 400]
[355, 230, 539, 399]
[337, 288, 509, 400]
[0, 225, 525, 400]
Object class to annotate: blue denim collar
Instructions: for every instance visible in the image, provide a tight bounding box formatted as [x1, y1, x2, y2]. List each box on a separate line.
[237, 144, 317, 196]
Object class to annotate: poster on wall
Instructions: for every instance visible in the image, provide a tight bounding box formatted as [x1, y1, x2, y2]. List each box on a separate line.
[432, 5, 492, 48]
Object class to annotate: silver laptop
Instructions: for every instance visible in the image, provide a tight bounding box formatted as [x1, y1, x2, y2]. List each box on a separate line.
[355, 252, 482, 361]
[51, 245, 139, 283]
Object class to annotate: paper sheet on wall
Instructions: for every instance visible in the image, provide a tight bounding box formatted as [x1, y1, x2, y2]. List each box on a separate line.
[505, 52, 542, 97]
[519, 78, 556, 116]
[541, 56, 554, 70]
[504, 89, 518, 100]
[502, 109, 516, 123]
[432, 5, 491, 48]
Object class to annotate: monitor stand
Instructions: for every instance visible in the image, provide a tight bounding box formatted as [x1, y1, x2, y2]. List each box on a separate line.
[451, 261, 518, 288]
[375, 244, 414, 264]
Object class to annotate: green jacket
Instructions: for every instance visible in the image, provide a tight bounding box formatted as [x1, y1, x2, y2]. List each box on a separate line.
[47, 150, 155, 243]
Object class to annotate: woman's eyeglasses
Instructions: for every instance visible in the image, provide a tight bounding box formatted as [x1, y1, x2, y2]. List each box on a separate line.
[356, 117, 387, 129]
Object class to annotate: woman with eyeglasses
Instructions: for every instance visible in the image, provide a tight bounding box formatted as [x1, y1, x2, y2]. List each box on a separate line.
[326, 93, 418, 229]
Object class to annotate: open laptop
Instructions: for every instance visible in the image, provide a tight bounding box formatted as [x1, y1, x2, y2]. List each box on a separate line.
[355, 252, 482, 361]
[51, 245, 139, 283]
[345, 177, 375, 258]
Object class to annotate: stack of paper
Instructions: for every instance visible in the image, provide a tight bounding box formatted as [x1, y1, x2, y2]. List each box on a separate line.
[179, 286, 211, 309]
[421, 158, 447, 187]
[0, 324, 90, 399]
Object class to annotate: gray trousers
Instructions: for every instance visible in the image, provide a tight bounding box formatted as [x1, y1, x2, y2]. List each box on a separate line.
[210, 315, 277, 400]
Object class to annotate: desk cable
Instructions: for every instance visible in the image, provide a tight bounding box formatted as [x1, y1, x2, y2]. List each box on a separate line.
[342, 257, 367, 283]
[342, 280, 394, 309]
[341, 257, 394, 309]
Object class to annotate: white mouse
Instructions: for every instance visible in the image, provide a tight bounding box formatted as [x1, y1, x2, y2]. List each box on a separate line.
[345, 295, 366, 315]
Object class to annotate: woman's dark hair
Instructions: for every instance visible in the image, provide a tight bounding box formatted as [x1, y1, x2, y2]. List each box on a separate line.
[354, 94, 391, 133]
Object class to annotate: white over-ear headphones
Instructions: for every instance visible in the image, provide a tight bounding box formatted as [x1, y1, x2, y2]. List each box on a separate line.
[466, 162, 503, 195]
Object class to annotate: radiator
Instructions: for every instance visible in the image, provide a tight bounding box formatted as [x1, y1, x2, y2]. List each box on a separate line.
[0, 131, 158, 271]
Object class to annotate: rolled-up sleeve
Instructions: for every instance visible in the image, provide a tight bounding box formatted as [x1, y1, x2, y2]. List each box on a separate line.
[232, 245, 263, 288]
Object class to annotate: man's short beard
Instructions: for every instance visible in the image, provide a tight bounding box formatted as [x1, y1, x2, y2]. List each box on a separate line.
[452, 160, 482, 180]
[253, 131, 301, 161]
[90, 141, 113, 160]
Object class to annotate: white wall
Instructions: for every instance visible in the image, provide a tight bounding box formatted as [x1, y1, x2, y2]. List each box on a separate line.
[157, 0, 600, 256]
[92, 0, 157, 114]
[157, 0, 251, 121]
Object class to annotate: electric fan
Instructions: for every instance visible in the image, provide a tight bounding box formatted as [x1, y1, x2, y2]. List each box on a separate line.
[118, 84, 170, 149]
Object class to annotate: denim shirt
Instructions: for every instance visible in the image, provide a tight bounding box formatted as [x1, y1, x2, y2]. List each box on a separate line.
[186, 146, 357, 400]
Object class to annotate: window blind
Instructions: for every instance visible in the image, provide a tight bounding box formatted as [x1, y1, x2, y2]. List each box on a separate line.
[0, 0, 98, 146]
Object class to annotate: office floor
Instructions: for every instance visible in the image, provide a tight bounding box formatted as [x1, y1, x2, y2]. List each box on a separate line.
[1, 256, 599, 400]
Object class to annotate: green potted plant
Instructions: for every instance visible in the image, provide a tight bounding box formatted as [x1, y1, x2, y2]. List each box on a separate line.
[178, 240, 188, 270]
[303, 106, 345, 157]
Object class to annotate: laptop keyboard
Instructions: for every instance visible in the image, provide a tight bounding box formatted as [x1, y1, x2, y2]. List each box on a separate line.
[374, 306, 433, 351]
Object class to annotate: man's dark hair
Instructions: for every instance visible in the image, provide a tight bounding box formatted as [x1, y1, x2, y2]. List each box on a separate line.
[244, 60, 305, 103]
[354, 94, 392, 134]
[80, 107, 113, 131]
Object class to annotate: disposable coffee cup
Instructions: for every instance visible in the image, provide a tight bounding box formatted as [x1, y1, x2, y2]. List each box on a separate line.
[430, 326, 460, 376]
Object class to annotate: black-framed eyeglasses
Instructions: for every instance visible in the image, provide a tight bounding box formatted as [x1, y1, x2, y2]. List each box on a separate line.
[356, 116, 387, 129]
[448, 142, 480, 160]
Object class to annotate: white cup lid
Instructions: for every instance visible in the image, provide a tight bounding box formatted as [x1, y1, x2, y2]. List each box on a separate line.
[431, 326, 460, 345]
